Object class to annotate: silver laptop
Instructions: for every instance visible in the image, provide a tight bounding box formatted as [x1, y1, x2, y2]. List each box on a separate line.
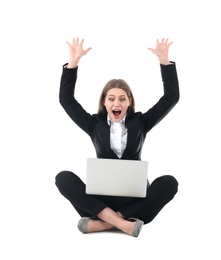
[86, 158, 148, 198]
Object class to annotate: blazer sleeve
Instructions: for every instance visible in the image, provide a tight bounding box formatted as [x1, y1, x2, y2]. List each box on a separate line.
[141, 62, 180, 132]
[59, 64, 95, 135]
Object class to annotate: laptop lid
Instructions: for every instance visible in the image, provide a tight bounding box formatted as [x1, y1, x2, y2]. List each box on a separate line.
[86, 158, 148, 198]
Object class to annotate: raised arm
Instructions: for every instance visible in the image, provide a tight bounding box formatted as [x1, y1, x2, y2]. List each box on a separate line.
[142, 38, 179, 132]
[59, 38, 95, 135]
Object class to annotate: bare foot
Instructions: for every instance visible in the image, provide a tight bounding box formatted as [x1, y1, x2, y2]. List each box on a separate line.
[87, 219, 136, 236]
[87, 219, 115, 233]
[119, 220, 136, 236]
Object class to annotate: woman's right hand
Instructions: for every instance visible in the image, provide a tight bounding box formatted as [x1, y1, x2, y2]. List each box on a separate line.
[66, 37, 92, 68]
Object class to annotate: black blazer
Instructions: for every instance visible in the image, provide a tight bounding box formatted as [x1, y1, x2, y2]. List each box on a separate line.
[59, 63, 179, 160]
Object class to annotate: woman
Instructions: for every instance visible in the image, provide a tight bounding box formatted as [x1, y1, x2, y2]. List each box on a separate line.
[55, 37, 179, 237]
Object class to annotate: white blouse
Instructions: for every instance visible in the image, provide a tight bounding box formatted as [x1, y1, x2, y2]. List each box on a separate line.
[107, 115, 128, 158]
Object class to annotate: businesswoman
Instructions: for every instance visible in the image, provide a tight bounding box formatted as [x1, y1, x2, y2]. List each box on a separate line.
[55, 37, 179, 237]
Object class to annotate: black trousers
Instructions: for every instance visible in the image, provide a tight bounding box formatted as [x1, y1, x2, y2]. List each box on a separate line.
[55, 171, 178, 225]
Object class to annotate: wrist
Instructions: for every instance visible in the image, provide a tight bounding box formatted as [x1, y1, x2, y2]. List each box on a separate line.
[67, 57, 80, 68]
[158, 56, 171, 65]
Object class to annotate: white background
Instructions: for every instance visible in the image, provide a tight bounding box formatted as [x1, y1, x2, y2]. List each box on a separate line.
[1, 0, 220, 259]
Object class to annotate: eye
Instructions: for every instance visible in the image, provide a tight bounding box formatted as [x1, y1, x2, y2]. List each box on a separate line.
[119, 98, 126, 102]
[108, 98, 115, 102]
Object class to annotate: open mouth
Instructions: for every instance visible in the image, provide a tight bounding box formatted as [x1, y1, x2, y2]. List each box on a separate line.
[112, 110, 122, 117]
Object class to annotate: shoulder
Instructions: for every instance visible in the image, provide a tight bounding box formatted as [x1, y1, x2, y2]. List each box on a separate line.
[125, 112, 142, 123]
[91, 113, 107, 123]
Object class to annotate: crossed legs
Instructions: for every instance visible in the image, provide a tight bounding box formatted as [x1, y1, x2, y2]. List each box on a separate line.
[86, 208, 136, 235]
[55, 171, 178, 236]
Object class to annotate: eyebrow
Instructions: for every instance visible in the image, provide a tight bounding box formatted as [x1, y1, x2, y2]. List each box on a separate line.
[107, 94, 126, 97]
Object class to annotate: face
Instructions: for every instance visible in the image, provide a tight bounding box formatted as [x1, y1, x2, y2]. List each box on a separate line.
[103, 88, 131, 122]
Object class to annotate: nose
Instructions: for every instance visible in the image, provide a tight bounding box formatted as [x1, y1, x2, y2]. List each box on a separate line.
[113, 100, 120, 107]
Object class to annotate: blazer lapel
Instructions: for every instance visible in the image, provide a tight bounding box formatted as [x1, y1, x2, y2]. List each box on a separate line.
[121, 115, 139, 159]
[99, 121, 119, 159]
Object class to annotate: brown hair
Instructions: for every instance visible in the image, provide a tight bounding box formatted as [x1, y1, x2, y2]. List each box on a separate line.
[98, 79, 135, 116]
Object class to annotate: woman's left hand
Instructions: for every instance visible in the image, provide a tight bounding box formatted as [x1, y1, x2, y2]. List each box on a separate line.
[148, 38, 173, 65]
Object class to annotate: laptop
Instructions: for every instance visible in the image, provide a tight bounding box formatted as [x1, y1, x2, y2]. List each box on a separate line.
[86, 158, 148, 198]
